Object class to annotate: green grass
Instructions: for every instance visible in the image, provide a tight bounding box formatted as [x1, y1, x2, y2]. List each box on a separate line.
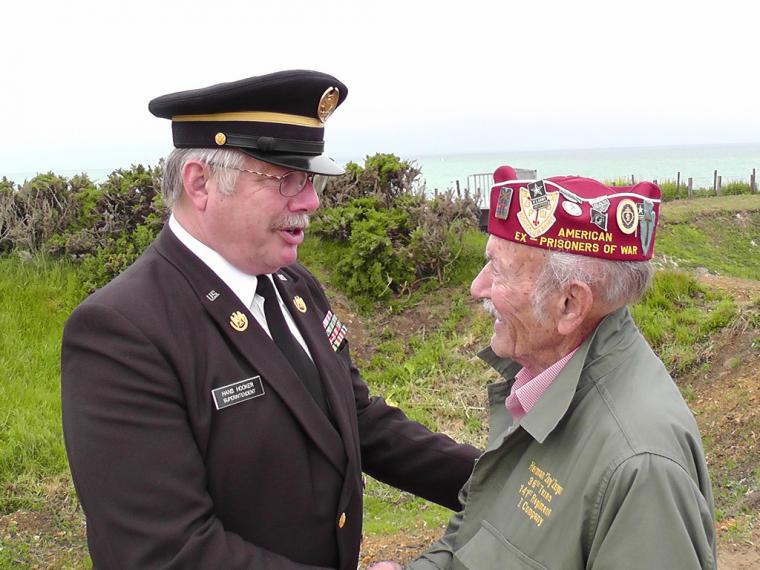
[363, 477, 451, 535]
[655, 195, 760, 279]
[630, 271, 735, 373]
[0, 190, 756, 554]
[0, 255, 83, 512]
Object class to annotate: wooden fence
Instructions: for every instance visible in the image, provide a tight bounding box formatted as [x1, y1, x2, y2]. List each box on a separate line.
[461, 167, 758, 208]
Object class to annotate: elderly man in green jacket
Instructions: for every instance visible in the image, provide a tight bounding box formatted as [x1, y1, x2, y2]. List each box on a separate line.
[371, 166, 716, 569]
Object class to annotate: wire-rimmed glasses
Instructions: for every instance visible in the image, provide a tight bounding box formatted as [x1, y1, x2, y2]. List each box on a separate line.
[210, 164, 328, 196]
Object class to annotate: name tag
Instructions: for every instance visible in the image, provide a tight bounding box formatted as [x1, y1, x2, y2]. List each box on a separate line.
[211, 376, 265, 410]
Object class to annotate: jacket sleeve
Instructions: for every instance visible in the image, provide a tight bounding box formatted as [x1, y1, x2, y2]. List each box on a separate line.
[341, 339, 480, 510]
[588, 453, 717, 570]
[297, 264, 480, 511]
[61, 302, 330, 570]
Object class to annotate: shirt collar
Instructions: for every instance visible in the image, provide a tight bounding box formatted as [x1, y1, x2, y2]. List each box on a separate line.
[510, 348, 579, 416]
[168, 214, 259, 308]
[478, 307, 635, 444]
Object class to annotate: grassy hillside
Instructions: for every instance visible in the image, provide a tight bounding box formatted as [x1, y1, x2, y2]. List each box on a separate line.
[655, 194, 760, 279]
[0, 194, 758, 567]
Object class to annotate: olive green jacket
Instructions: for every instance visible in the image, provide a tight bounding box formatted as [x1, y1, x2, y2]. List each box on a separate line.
[409, 307, 716, 569]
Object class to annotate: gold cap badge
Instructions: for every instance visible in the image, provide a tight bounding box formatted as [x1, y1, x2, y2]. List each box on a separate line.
[214, 132, 227, 145]
[293, 296, 307, 313]
[229, 311, 248, 331]
[317, 87, 339, 123]
[616, 199, 639, 235]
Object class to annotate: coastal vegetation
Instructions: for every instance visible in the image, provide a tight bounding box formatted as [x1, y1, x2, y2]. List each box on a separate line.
[0, 161, 758, 566]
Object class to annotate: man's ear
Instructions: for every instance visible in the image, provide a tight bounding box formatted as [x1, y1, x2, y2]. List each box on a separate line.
[556, 282, 594, 336]
[180, 161, 211, 211]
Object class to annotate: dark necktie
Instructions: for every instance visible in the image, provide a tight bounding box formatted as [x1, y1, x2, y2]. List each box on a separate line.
[255, 275, 329, 415]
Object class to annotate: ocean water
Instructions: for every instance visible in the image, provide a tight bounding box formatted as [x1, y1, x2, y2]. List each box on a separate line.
[4, 144, 758, 203]
[407, 144, 760, 199]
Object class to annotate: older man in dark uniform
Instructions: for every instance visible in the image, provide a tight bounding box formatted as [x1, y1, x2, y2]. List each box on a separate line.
[61, 70, 479, 569]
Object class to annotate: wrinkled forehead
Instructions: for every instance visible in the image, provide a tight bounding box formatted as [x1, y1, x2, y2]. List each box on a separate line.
[486, 235, 547, 272]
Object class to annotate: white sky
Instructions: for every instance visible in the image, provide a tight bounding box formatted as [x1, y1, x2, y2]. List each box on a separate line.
[2, 0, 758, 176]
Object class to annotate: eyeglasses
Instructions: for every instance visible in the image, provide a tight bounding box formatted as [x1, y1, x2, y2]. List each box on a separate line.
[209, 164, 328, 196]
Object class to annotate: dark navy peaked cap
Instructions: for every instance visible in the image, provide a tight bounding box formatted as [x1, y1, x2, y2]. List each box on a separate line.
[149, 70, 348, 175]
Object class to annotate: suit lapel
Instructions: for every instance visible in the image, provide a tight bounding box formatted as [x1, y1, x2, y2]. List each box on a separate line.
[153, 228, 346, 475]
[273, 271, 360, 474]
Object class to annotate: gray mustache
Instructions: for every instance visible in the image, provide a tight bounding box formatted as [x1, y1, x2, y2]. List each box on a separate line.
[482, 299, 500, 320]
[271, 214, 310, 231]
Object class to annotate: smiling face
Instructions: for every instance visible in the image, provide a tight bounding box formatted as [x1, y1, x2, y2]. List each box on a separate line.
[470, 236, 563, 372]
[195, 156, 320, 275]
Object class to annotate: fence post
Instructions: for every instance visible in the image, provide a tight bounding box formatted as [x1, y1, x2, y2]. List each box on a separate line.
[630, 175, 635, 184]
[752, 168, 757, 193]
[688, 177, 693, 198]
[676, 171, 681, 200]
[455, 179, 461, 198]
[713, 170, 718, 195]
[717, 175, 722, 195]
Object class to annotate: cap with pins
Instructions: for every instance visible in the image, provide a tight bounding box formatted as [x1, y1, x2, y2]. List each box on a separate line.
[487, 165, 661, 261]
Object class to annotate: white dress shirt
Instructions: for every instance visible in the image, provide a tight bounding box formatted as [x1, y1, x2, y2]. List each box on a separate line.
[168, 215, 313, 358]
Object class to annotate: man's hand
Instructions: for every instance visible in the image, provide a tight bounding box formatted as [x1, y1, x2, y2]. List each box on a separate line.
[368, 562, 403, 570]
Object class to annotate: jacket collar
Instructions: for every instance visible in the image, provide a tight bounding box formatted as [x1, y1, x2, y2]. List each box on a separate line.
[153, 227, 349, 475]
[478, 306, 638, 443]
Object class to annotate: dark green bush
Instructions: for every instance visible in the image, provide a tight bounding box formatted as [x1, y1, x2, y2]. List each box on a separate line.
[1, 165, 166, 293]
[312, 154, 479, 302]
[319, 153, 423, 209]
[71, 165, 166, 291]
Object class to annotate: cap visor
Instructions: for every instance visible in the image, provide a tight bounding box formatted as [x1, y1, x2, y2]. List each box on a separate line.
[239, 150, 344, 176]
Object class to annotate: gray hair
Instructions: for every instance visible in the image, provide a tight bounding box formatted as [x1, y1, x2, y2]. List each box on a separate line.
[161, 148, 245, 208]
[531, 251, 654, 319]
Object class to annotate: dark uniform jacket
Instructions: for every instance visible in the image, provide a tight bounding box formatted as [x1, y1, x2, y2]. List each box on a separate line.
[61, 227, 479, 569]
[410, 307, 716, 569]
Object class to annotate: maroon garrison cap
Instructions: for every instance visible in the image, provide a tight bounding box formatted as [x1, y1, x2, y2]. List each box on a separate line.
[487, 166, 661, 261]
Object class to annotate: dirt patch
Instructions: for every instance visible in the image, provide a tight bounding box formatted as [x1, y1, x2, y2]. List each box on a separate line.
[699, 274, 760, 304]
[360, 526, 444, 569]
[718, 526, 760, 570]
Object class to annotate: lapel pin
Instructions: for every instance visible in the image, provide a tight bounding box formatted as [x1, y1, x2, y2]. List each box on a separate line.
[229, 311, 248, 332]
[206, 290, 220, 301]
[293, 296, 307, 313]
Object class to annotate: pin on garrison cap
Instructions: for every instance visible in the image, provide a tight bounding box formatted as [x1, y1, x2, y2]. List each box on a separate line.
[487, 166, 661, 261]
[148, 70, 348, 175]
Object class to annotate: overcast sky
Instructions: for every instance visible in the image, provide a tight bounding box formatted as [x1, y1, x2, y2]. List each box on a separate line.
[2, 0, 758, 176]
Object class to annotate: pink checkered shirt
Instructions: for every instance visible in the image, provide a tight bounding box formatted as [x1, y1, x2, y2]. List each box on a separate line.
[506, 348, 579, 422]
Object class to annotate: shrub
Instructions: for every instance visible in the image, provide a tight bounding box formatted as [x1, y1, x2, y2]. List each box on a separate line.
[312, 154, 479, 303]
[319, 153, 423, 209]
[72, 165, 166, 291]
[7, 173, 85, 253]
[0, 178, 17, 253]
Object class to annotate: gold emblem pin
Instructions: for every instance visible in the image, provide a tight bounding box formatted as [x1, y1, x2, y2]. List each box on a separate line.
[229, 311, 248, 331]
[616, 199, 639, 235]
[214, 132, 227, 146]
[317, 87, 339, 123]
[293, 296, 307, 313]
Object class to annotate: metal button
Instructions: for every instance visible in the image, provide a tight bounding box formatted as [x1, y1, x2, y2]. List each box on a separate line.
[338, 512, 346, 528]
[214, 132, 227, 145]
